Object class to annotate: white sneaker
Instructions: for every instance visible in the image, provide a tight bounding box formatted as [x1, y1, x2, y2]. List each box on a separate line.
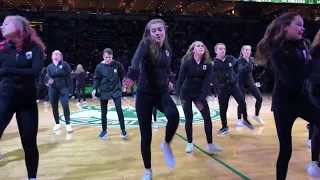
[307, 161, 320, 178]
[53, 124, 60, 131]
[142, 169, 152, 180]
[66, 124, 72, 133]
[29, 178, 38, 180]
[44, 101, 49, 107]
[252, 115, 265, 125]
[161, 142, 176, 168]
[306, 139, 311, 148]
[236, 119, 243, 127]
[185, 143, 194, 153]
[76, 102, 81, 107]
[206, 144, 223, 153]
[83, 101, 88, 105]
[152, 121, 159, 129]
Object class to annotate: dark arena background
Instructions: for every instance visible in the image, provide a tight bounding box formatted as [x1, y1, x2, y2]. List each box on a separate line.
[0, 0, 319, 179]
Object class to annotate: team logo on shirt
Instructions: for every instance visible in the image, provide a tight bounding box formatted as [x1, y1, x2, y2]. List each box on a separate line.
[165, 50, 170, 57]
[229, 63, 232, 67]
[59, 65, 63, 69]
[202, 65, 207, 70]
[59, 104, 220, 128]
[114, 69, 117, 73]
[25, 51, 32, 59]
[203, 65, 207, 70]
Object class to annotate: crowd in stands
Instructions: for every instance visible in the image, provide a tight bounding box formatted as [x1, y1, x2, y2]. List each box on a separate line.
[0, 11, 319, 94]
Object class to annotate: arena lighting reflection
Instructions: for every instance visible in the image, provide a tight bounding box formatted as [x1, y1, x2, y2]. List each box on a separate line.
[223, 0, 319, 4]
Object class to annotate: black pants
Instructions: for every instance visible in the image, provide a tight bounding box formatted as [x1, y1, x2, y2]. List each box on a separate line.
[308, 124, 320, 163]
[100, 96, 125, 131]
[152, 107, 157, 122]
[136, 90, 180, 169]
[0, 96, 39, 179]
[218, 84, 248, 128]
[182, 96, 212, 144]
[237, 83, 263, 119]
[273, 100, 320, 180]
[76, 86, 86, 102]
[49, 87, 70, 125]
[36, 85, 48, 101]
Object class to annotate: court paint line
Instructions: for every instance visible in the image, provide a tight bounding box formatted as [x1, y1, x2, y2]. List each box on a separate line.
[175, 133, 251, 180]
[124, 100, 251, 180]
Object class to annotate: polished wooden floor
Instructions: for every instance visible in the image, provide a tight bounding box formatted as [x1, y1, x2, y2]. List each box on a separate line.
[0, 95, 317, 180]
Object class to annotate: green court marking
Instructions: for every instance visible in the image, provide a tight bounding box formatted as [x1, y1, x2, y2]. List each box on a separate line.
[175, 133, 251, 180]
[123, 100, 251, 180]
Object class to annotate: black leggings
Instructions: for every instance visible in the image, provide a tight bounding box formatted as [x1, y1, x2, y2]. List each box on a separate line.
[0, 96, 39, 179]
[273, 100, 320, 180]
[308, 124, 320, 163]
[135, 90, 180, 169]
[100, 96, 125, 131]
[152, 107, 157, 122]
[76, 86, 86, 102]
[36, 85, 48, 101]
[182, 96, 212, 144]
[49, 87, 70, 125]
[237, 83, 263, 119]
[218, 84, 248, 128]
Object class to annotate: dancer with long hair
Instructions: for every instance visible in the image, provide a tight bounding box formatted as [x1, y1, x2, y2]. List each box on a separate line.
[255, 12, 320, 179]
[75, 64, 87, 107]
[92, 48, 128, 139]
[122, 19, 179, 180]
[176, 41, 223, 153]
[47, 50, 73, 133]
[0, 15, 45, 180]
[212, 43, 254, 135]
[236, 45, 264, 126]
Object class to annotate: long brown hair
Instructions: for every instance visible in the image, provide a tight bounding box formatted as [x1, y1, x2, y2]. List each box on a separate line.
[181, 41, 211, 64]
[142, 19, 171, 65]
[255, 12, 300, 65]
[0, 15, 45, 55]
[75, 64, 85, 74]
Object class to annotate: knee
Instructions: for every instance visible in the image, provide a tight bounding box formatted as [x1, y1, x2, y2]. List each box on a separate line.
[257, 96, 263, 103]
[115, 104, 123, 111]
[279, 144, 292, 155]
[21, 136, 37, 149]
[61, 101, 69, 110]
[140, 133, 152, 145]
[167, 108, 180, 122]
[240, 100, 247, 107]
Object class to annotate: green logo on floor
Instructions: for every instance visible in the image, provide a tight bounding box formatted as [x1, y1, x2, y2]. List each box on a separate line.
[59, 105, 220, 127]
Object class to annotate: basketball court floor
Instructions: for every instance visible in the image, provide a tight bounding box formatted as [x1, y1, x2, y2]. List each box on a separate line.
[0, 95, 316, 180]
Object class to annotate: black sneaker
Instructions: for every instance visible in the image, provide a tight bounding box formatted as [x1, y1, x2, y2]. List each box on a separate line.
[218, 127, 230, 135]
[243, 120, 255, 130]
